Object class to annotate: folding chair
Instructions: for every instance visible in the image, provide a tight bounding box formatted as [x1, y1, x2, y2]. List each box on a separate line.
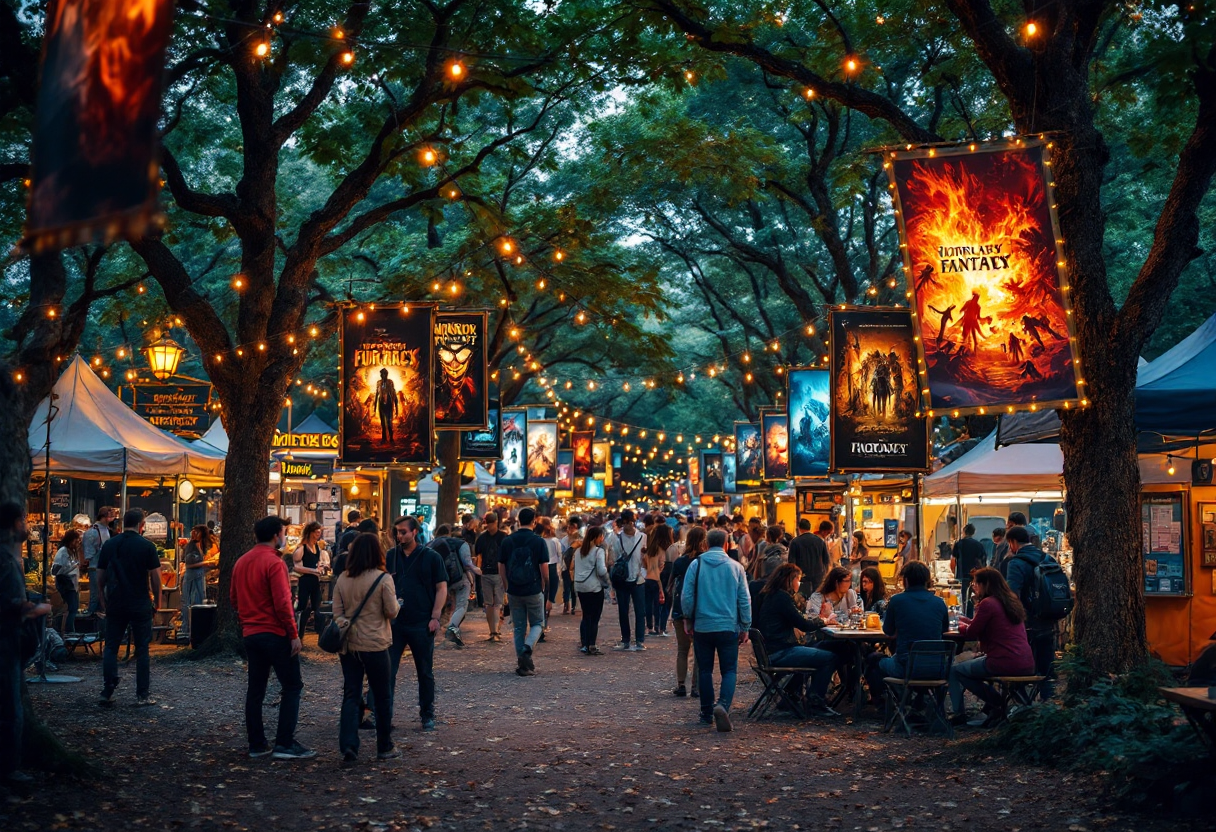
[747, 629, 806, 720]
[883, 640, 955, 739]
[988, 675, 1046, 717]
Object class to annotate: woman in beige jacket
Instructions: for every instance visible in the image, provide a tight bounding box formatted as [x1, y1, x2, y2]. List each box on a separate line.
[332, 533, 400, 763]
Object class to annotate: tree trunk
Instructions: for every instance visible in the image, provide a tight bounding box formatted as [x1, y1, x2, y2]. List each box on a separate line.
[435, 432, 461, 526]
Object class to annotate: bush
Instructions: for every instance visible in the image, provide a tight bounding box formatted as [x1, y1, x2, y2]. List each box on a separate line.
[986, 648, 1210, 810]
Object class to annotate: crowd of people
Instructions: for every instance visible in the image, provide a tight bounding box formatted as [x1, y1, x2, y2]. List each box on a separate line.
[0, 498, 1064, 779]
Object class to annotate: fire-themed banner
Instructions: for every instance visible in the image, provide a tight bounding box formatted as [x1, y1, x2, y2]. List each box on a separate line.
[829, 308, 929, 472]
[433, 311, 488, 429]
[340, 304, 434, 465]
[760, 409, 790, 481]
[700, 450, 723, 495]
[496, 409, 528, 486]
[459, 398, 501, 460]
[786, 368, 831, 478]
[572, 431, 594, 477]
[687, 453, 701, 501]
[734, 422, 763, 487]
[526, 420, 559, 487]
[25, 0, 176, 252]
[886, 140, 1082, 414]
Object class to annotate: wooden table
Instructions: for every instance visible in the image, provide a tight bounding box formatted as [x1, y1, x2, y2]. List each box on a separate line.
[1159, 686, 1216, 755]
[819, 627, 969, 719]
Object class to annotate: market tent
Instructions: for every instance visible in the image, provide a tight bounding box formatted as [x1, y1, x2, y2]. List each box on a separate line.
[416, 463, 496, 497]
[193, 419, 228, 454]
[924, 430, 1063, 497]
[29, 355, 225, 482]
[289, 412, 336, 436]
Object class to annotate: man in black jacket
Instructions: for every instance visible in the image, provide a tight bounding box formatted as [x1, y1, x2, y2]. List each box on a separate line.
[787, 519, 831, 598]
[950, 524, 986, 614]
[1005, 526, 1056, 699]
[385, 516, 447, 731]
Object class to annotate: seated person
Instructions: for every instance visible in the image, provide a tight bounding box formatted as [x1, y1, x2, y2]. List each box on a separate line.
[754, 564, 838, 717]
[863, 561, 949, 701]
[806, 567, 860, 623]
[949, 567, 1034, 727]
[859, 567, 888, 619]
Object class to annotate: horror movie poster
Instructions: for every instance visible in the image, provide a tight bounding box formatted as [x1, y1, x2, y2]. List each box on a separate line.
[734, 422, 763, 487]
[888, 141, 1081, 413]
[459, 399, 501, 460]
[760, 410, 790, 481]
[557, 450, 574, 492]
[829, 308, 929, 472]
[786, 368, 831, 477]
[496, 409, 528, 485]
[572, 431, 594, 477]
[433, 311, 487, 429]
[701, 450, 723, 495]
[526, 420, 558, 486]
[340, 304, 434, 464]
[26, 0, 176, 251]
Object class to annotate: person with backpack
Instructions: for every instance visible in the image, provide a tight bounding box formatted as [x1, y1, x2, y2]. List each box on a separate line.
[432, 525, 480, 649]
[82, 506, 116, 616]
[384, 516, 447, 731]
[572, 525, 608, 654]
[608, 509, 648, 651]
[668, 526, 705, 698]
[498, 508, 550, 676]
[1005, 526, 1071, 700]
[96, 508, 162, 707]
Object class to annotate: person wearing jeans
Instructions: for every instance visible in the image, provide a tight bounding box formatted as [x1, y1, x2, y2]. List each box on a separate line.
[681, 530, 752, 732]
[96, 509, 162, 706]
[668, 527, 706, 697]
[231, 515, 314, 759]
[755, 563, 839, 716]
[508, 592, 546, 664]
[572, 526, 608, 654]
[610, 511, 648, 650]
[497, 508, 551, 676]
[385, 517, 447, 730]
[949, 567, 1035, 725]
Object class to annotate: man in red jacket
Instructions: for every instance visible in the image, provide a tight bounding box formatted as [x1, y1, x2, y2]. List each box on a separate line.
[231, 515, 315, 760]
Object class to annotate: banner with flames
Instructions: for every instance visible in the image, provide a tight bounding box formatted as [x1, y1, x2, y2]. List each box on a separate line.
[433, 311, 488, 430]
[26, 0, 176, 252]
[760, 409, 789, 481]
[886, 140, 1082, 414]
[571, 431, 594, 477]
[526, 420, 558, 486]
[340, 304, 435, 464]
[829, 308, 929, 472]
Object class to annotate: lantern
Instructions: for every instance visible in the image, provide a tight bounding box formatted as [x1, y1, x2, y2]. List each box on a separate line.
[145, 335, 185, 381]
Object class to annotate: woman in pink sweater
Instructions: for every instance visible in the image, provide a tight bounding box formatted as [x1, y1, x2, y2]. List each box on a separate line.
[949, 567, 1034, 727]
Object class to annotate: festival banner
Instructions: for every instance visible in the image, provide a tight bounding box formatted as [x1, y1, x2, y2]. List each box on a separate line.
[688, 454, 701, 501]
[722, 451, 738, 494]
[829, 307, 929, 472]
[760, 409, 790, 481]
[526, 420, 559, 486]
[886, 140, 1082, 414]
[557, 450, 574, 492]
[25, 0, 177, 252]
[340, 304, 434, 464]
[496, 409, 528, 485]
[700, 450, 723, 495]
[459, 398, 501, 460]
[123, 383, 211, 437]
[786, 367, 831, 477]
[433, 311, 488, 429]
[572, 431, 594, 476]
[592, 441, 610, 477]
[584, 477, 606, 500]
[734, 422, 763, 486]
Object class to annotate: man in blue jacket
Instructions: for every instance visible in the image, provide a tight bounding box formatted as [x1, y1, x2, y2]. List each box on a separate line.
[863, 561, 948, 703]
[1005, 526, 1055, 699]
[681, 529, 751, 732]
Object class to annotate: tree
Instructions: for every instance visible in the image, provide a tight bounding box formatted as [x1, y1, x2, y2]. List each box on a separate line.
[647, 0, 1216, 676]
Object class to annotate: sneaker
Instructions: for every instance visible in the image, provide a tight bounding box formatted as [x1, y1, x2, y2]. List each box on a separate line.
[377, 747, 401, 759]
[421, 718, 436, 732]
[804, 696, 840, 719]
[272, 742, 318, 760]
[98, 682, 118, 707]
[699, 715, 714, 726]
[713, 704, 732, 733]
[579, 646, 589, 654]
[341, 751, 358, 764]
[587, 646, 603, 656]
[521, 645, 535, 672]
[249, 745, 273, 758]
[966, 715, 989, 728]
[690, 689, 700, 698]
[515, 666, 536, 677]
[134, 696, 157, 707]
[612, 641, 631, 651]
[631, 642, 646, 651]
[658, 630, 671, 637]
[444, 627, 458, 644]
[673, 685, 687, 697]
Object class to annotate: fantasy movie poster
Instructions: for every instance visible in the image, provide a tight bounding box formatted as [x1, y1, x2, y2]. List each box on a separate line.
[526, 420, 558, 486]
[786, 368, 831, 477]
[760, 410, 790, 481]
[701, 450, 723, 495]
[722, 451, 738, 494]
[734, 422, 763, 486]
[340, 304, 434, 464]
[496, 409, 528, 485]
[592, 442, 610, 477]
[829, 308, 929, 472]
[888, 141, 1081, 413]
[557, 450, 574, 492]
[459, 398, 501, 460]
[572, 431, 594, 477]
[26, 0, 176, 251]
[433, 311, 488, 429]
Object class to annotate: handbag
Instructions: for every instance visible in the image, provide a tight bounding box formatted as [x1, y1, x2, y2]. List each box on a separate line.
[318, 572, 385, 654]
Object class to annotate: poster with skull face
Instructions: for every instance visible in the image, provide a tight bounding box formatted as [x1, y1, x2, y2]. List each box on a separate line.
[434, 311, 488, 429]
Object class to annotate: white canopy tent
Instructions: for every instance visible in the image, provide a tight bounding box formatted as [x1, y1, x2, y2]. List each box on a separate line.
[29, 356, 226, 496]
[924, 430, 1064, 500]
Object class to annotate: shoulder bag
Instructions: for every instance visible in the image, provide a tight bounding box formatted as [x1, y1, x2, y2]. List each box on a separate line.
[319, 572, 386, 654]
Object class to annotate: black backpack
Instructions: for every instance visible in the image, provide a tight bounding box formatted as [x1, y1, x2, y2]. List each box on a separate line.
[507, 544, 538, 589]
[610, 534, 640, 585]
[431, 537, 465, 586]
[1016, 553, 1074, 621]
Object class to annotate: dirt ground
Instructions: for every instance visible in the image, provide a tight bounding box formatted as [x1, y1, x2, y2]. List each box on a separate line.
[8, 607, 1208, 832]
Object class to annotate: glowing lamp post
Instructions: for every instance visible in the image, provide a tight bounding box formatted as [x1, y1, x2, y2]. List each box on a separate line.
[145, 335, 185, 381]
